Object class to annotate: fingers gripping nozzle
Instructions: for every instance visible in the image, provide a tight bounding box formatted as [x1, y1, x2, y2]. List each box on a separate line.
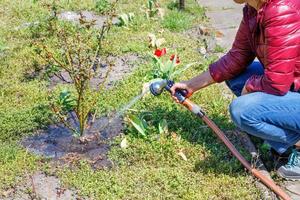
[149, 80, 188, 103]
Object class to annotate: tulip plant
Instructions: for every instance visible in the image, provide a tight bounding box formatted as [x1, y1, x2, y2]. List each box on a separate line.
[151, 47, 182, 80]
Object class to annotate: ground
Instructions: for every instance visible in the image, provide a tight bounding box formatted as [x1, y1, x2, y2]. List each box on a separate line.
[0, 0, 294, 199]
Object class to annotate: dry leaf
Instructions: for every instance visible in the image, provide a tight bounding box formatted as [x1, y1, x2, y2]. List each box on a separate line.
[177, 150, 188, 161]
[215, 30, 224, 38]
[120, 137, 128, 149]
[171, 132, 181, 142]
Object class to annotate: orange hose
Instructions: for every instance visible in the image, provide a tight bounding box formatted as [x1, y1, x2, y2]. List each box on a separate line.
[181, 99, 291, 200]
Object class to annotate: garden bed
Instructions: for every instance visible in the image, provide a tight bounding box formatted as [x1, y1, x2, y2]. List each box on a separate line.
[22, 113, 123, 169]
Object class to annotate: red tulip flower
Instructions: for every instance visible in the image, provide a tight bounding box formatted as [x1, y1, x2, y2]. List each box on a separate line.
[170, 54, 180, 64]
[154, 48, 167, 57]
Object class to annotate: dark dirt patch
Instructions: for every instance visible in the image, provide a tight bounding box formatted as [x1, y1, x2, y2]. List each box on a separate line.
[21, 113, 123, 169]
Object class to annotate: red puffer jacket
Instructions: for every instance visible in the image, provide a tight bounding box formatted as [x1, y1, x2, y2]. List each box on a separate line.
[209, 0, 300, 96]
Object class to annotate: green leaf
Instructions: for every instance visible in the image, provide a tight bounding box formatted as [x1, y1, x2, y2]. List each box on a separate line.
[170, 62, 199, 79]
[128, 115, 147, 136]
[58, 89, 76, 112]
[158, 119, 168, 135]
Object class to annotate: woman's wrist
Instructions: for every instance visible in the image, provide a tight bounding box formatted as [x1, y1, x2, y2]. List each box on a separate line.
[186, 70, 215, 93]
[186, 80, 197, 93]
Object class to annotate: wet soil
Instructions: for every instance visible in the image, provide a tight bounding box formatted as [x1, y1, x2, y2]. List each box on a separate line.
[22, 113, 123, 169]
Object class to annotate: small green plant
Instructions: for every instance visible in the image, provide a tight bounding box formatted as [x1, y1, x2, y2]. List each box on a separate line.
[117, 12, 135, 27]
[126, 114, 149, 137]
[126, 113, 169, 137]
[158, 119, 168, 135]
[95, 0, 111, 14]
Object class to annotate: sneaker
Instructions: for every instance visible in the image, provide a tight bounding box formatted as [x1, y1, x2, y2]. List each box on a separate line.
[277, 149, 300, 180]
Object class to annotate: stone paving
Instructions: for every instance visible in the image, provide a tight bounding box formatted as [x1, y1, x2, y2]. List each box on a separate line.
[196, 0, 300, 199]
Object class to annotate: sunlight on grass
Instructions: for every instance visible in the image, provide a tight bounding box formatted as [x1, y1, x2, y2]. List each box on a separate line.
[0, 0, 262, 198]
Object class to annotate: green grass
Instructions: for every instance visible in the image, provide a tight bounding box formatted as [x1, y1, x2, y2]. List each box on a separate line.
[0, 0, 262, 199]
[162, 10, 194, 31]
[59, 136, 259, 199]
[0, 143, 39, 190]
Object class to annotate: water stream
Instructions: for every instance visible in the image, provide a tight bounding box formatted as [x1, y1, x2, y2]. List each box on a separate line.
[114, 88, 150, 120]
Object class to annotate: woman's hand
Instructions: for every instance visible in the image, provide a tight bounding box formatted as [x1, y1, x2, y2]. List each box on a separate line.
[241, 85, 249, 95]
[170, 70, 216, 103]
[170, 81, 194, 102]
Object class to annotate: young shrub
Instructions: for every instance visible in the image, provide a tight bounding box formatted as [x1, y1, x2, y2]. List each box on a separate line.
[35, 1, 119, 137]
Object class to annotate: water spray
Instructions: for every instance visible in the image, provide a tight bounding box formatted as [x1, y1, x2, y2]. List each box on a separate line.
[150, 80, 291, 200]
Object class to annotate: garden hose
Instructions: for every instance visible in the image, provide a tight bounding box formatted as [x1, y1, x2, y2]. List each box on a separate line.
[150, 80, 291, 200]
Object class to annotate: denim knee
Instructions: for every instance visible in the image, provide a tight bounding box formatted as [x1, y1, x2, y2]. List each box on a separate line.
[229, 94, 257, 128]
[229, 97, 246, 128]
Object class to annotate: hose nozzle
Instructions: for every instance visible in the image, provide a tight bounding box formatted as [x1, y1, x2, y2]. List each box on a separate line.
[149, 80, 168, 96]
[149, 80, 188, 103]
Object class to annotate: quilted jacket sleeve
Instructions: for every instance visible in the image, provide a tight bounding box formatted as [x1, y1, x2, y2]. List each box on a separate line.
[245, 3, 300, 95]
[209, 6, 255, 83]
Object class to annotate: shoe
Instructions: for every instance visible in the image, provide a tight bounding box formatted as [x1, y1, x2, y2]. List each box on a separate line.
[270, 147, 292, 160]
[277, 149, 300, 180]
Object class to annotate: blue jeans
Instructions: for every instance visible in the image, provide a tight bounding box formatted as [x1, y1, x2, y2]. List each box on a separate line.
[227, 61, 300, 154]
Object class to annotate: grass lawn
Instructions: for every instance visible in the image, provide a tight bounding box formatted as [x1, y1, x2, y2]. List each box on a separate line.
[0, 0, 261, 199]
